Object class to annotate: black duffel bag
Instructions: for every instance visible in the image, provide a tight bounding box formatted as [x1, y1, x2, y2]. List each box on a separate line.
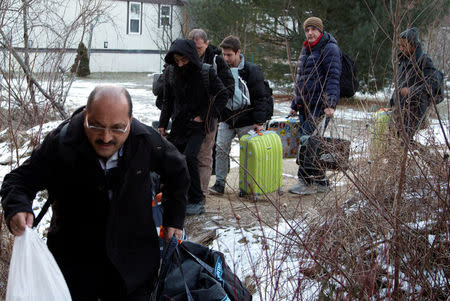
[152, 237, 252, 301]
[296, 117, 351, 171]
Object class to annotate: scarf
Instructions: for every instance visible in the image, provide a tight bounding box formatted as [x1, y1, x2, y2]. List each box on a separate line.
[303, 33, 324, 52]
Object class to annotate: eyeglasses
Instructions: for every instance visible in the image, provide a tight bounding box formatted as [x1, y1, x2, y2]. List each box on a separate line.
[85, 116, 129, 134]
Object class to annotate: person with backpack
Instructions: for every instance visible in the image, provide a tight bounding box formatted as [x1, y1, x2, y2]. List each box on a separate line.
[1, 86, 190, 300]
[209, 35, 273, 195]
[188, 29, 235, 200]
[389, 27, 443, 141]
[288, 16, 342, 195]
[158, 38, 228, 215]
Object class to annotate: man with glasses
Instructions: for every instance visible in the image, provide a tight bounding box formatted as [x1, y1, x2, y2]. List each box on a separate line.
[1, 86, 190, 300]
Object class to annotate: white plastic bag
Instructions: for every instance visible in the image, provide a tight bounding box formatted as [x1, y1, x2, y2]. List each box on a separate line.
[6, 227, 72, 301]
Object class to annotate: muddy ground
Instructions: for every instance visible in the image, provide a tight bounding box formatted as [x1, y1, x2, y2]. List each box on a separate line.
[184, 159, 348, 246]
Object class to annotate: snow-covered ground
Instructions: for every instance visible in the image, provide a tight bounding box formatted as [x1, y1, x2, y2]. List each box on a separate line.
[1, 74, 449, 300]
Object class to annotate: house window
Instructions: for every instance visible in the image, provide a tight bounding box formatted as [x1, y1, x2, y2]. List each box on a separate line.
[128, 2, 142, 34]
[160, 5, 171, 27]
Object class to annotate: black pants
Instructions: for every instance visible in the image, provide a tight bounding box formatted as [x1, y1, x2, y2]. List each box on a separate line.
[53, 251, 151, 301]
[171, 136, 205, 204]
[296, 105, 328, 185]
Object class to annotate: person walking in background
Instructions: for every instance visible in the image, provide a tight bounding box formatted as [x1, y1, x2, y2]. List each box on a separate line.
[188, 29, 234, 200]
[158, 39, 228, 215]
[288, 16, 342, 195]
[390, 27, 442, 141]
[209, 35, 273, 195]
[1, 86, 190, 300]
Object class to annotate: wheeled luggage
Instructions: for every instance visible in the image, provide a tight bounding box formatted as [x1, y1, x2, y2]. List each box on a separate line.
[239, 131, 282, 197]
[370, 108, 391, 158]
[296, 118, 351, 171]
[266, 117, 301, 158]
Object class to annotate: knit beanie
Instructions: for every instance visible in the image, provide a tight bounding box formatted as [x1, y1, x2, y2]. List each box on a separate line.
[303, 17, 323, 32]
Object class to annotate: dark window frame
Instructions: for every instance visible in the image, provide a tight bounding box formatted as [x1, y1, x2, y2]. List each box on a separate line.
[127, 1, 143, 35]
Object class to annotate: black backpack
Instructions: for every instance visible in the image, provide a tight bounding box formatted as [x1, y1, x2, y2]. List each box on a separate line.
[263, 80, 274, 120]
[320, 47, 359, 98]
[339, 52, 359, 98]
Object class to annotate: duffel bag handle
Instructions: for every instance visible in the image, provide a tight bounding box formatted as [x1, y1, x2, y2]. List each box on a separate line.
[151, 237, 194, 301]
[312, 116, 332, 137]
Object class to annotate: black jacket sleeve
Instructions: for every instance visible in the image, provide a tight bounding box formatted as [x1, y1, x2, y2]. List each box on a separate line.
[244, 63, 272, 124]
[1, 129, 60, 225]
[158, 66, 174, 129]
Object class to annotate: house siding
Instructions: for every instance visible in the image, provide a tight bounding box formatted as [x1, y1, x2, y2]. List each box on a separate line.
[3, 0, 185, 73]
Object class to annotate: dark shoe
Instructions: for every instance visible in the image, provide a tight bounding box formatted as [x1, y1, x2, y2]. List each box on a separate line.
[185, 203, 205, 216]
[288, 180, 315, 195]
[209, 183, 224, 195]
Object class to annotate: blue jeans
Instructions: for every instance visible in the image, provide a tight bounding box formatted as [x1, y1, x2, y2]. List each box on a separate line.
[214, 122, 253, 186]
[297, 105, 328, 185]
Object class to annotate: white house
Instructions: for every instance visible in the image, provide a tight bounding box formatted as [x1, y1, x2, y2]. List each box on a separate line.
[1, 0, 186, 74]
[88, 0, 186, 73]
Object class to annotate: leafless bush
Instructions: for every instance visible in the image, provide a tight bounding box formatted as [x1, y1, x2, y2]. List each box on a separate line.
[223, 1, 449, 299]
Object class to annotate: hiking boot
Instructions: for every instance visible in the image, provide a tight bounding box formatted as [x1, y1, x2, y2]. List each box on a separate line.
[185, 203, 206, 216]
[209, 183, 224, 195]
[288, 180, 316, 195]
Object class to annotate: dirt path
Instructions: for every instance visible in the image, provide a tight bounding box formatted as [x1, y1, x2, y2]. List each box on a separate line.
[183, 159, 339, 245]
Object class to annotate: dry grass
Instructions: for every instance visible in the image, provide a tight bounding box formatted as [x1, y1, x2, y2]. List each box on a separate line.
[0, 214, 14, 300]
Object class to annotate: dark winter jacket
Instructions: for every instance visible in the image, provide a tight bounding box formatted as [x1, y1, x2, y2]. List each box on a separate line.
[201, 44, 235, 100]
[159, 39, 228, 139]
[0, 110, 190, 293]
[390, 27, 441, 108]
[220, 54, 273, 128]
[156, 45, 234, 111]
[291, 32, 342, 111]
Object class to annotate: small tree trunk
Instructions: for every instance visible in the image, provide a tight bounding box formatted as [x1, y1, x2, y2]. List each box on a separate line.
[22, 0, 37, 123]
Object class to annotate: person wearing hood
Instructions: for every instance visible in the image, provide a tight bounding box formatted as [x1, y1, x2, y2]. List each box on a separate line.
[158, 38, 228, 215]
[208, 35, 273, 195]
[188, 29, 234, 200]
[288, 16, 342, 195]
[389, 27, 441, 140]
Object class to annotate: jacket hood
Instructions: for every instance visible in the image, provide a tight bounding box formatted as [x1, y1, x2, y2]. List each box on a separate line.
[400, 27, 420, 48]
[237, 54, 245, 70]
[326, 32, 338, 45]
[398, 27, 423, 60]
[165, 39, 202, 69]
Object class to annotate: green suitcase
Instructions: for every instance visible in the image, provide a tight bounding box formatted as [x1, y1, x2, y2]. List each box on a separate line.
[239, 131, 283, 197]
[370, 108, 391, 158]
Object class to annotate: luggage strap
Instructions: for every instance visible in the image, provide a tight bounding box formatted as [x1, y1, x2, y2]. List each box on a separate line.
[311, 116, 332, 137]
